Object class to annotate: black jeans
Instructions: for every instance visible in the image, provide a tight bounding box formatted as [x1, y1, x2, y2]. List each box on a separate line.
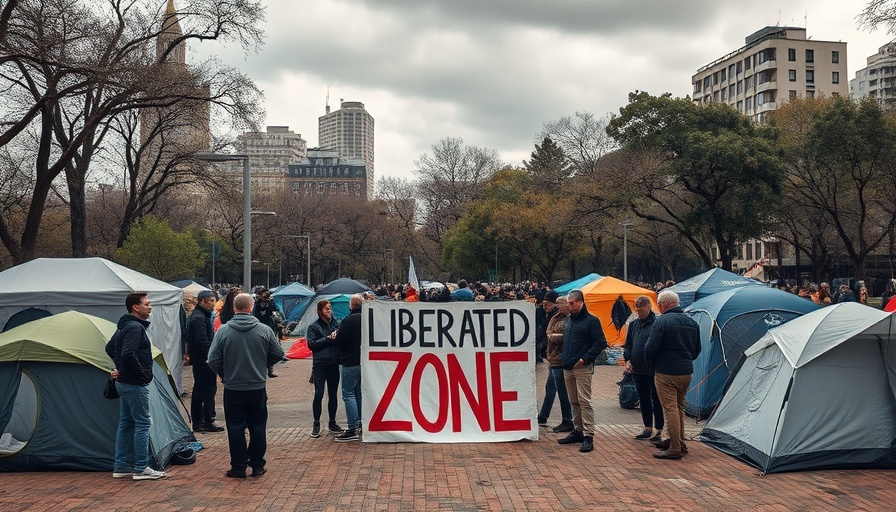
[312, 364, 340, 423]
[191, 362, 217, 426]
[223, 388, 268, 471]
[632, 373, 664, 430]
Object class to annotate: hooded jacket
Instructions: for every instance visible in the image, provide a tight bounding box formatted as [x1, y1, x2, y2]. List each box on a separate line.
[207, 313, 285, 391]
[105, 314, 154, 386]
[560, 304, 608, 369]
[306, 316, 341, 366]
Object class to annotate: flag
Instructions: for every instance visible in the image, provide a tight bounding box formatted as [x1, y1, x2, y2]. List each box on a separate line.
[408, 256, 420, 290]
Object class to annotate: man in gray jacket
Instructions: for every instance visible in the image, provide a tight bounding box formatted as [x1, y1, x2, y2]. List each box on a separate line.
[207, 293, 285, 479]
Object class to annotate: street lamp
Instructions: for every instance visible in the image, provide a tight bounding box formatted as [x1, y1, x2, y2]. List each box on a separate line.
[621, 221, 634, 282]
[264, 263, 271, 289]
[195, 152, 252, 291]
[286, 235, 311, 288]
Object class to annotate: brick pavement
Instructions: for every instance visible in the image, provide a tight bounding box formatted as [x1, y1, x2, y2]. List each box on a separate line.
[1, 353, 894, 511]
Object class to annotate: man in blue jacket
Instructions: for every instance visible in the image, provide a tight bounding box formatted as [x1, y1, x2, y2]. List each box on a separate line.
[557, 290, 608, 453]
[645, 290, 701, 460]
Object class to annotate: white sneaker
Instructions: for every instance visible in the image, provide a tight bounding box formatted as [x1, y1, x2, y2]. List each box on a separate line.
[133, 467, 167, 480]
[112, 472, 131, 478]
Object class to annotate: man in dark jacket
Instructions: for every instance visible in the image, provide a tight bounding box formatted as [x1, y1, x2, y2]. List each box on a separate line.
[645, 290, 700, 460]
[332, 294, 363, 442]
[187, 290, 223, 433]
[623, 296, 662, 442]
[105, 292, 167, 480]
[207, 293, 285, 478]
[557, 289, 608, 453]
[535, 290, 559, 364]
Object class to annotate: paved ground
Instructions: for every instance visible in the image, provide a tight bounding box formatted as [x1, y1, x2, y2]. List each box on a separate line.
[2, 347, 895, 511]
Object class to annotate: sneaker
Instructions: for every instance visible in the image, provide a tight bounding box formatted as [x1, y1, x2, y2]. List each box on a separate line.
[579, 436, 594, 453]
[537, 416, 548, 426]
[552, 421, 574, 433]
[112, 472, 131, 478]
[251, 467, 267, 478]
[225, 469, 247, 479]
[334, 428, 360, 442]
[311, 422, 321, 438]
[648, 432, 663, 443]
[328, 422, 344, 433]
[557, 430, 584, 445]
[133, 467, 167, 480]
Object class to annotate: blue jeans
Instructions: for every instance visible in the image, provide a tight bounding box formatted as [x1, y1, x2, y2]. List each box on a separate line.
[341, 366, 362, 430]
[539, 367, 572, 423]
[114, 381, 151, 473]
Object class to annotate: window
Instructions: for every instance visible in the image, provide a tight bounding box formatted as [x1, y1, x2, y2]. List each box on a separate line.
[737, 80, 743, 94]
[806, 49, 814, 63]
[746, 243, 753, 261]
[729, 84, 735, 98]
[694, 81, 701, 93]
[755, 242, 763, 258]
[832, 50, 839, 63]
[737, 61, 742, 74]
[806, 90, 815, 99]
[789, 90, 797, 100]
[788, 48, 796, 61]
[832, 71, 840, 84]
[721, 89, 726, 101]
[789, 69, 796, 81]
[745, 57, 751, 70]
[729, 64, 736, 79]
[806, 70, 815, 83]
[737, 100, 743, 112]
[713, 71, 719, 85]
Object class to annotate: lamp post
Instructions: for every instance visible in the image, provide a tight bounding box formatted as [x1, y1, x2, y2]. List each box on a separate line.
[286, 235, 311, 288]
[621, 221, 634, 282]
[195, 152, 252, 291]
[264, 263, 271, 289]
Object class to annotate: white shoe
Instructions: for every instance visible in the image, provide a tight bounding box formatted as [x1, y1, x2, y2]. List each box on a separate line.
[112, 472, 131, 478]
[133, 467, 167, 480]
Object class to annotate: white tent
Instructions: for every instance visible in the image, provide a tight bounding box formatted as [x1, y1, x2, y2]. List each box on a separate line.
[701, 303, 896, 473]
[0, 258, 186, 392]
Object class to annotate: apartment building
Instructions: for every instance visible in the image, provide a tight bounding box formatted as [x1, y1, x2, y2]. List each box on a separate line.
[692, 26, 848, 123]
[286, 149, 368, 198]
[850, 39, 896, 106]
[235, 126, 308, 193]
[318, 101, 375, 199]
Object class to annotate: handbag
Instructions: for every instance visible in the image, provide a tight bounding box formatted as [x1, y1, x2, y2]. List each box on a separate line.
[618, 371, 639, 410]
[104, 377, 120, 400]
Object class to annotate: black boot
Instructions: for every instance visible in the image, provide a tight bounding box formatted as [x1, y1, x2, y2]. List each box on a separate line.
[558, 430, 584, 445]
[311, 421, 321, 438]
[579, 436, 594, 453]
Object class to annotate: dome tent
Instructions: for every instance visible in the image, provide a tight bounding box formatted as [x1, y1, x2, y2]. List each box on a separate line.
[578, 277, 657, 347]
[665, 268, 764, 309]
[0, 312, 195, 471]
[701, 303, 896, 474]
[0, 258, 186, 392]
[271, 282, 315, 323]
[683, 286, 820, 420]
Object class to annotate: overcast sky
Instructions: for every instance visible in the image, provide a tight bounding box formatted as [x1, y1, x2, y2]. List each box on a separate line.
[193, 0, 894, 185]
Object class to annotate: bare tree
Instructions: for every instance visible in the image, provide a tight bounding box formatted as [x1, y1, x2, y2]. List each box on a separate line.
[858, 0, 896, 32]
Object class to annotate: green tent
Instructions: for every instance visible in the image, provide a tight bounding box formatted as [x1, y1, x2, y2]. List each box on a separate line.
[0, 311, 195, 472]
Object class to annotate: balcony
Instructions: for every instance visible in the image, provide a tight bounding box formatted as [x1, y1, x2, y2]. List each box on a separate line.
[755, 80, 777, 93]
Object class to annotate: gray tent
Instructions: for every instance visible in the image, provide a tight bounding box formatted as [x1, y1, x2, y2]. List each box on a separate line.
[701, 303, 896, 473]
[0, 258, 186, 392]
[0, 312, 195, 472]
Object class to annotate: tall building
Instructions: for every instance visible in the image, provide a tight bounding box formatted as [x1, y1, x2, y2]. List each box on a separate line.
[140, 0, 210, 161]
[850, 39, 896, 106]
[692, 26, 848, 123]
[286, 149, 368, 198]
[318, 100, 374, 198]
[236, 126, 307, 192]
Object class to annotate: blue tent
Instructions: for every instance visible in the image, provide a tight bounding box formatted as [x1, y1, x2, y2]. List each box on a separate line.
[684, 286, 820, 420]
[315, 278, 369, 295]
[293, 294, 353, 336]
[554, 273, 602, 295]
[666, 268, 764, 308]
[271, 282, 315, 323]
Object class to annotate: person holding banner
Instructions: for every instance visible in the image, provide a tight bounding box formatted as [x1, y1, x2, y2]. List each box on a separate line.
[306, 300, 343, 438]
[557, 289, 608, 453]
[538, 296, 574, 433]
[333, 294, 364, 442]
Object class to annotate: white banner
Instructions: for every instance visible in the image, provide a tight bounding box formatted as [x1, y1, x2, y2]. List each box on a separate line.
[361, 300, 537, 443]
